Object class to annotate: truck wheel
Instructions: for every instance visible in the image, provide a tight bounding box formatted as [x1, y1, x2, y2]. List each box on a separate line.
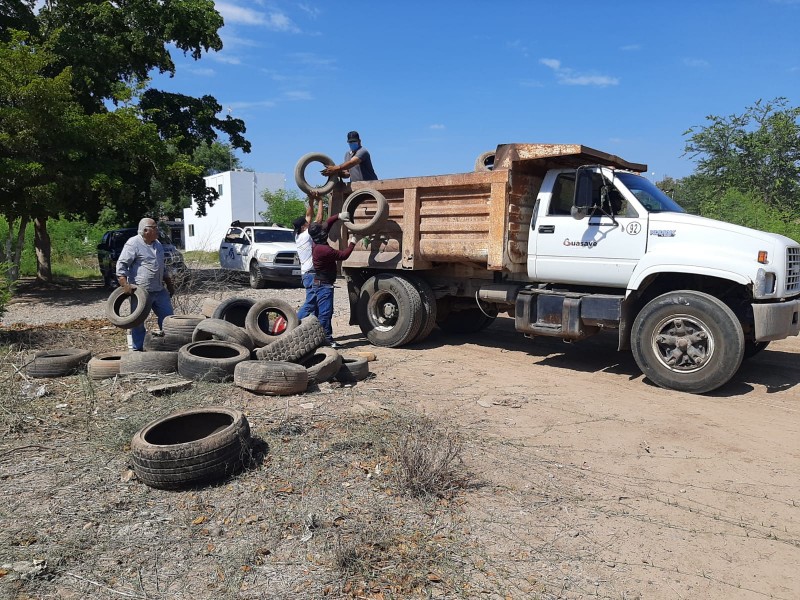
[474, 150, 495, 172]
[404, 275, 437, 344]
[437, 307, 496, 334]
[295, 152, 337, 195]
[249, 261, 266, 289]
[357, 274, 423, 347]
[342, 189, 389, 235]
[631, 291, 744, 394]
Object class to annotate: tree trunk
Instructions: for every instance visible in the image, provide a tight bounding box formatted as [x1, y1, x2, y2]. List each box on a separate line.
[34, 215, 52, 282]
[11, 215, 29, 281]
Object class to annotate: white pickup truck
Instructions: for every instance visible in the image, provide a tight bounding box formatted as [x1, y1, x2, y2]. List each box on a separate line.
[333, 142, 800, 394]
[219, 222, 301, 288]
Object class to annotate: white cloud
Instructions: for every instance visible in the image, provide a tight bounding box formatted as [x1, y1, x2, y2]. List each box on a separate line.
[429, 124, 445, 130]
[520, 80, 545, 88]
[283, 91, 313, 101]
[289, 52, 337, 68]
[507, 40, 529, 58]
[539, 58, 619, 87]
[215, 2, 300, 32]
[297, 3, 322, 18]
[187, 67, 216, 76]
[620, 44, 641, 51]
[683, 58, 710, 68]
[228, 100, 278, 110]
[209, 53, 242, 65]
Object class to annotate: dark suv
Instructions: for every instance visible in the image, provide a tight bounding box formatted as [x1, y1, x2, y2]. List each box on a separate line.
[97, 227, 186, 288]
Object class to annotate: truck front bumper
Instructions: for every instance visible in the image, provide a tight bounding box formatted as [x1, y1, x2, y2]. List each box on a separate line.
[257, 263, 301, 283]
[752, 298, 800, 341]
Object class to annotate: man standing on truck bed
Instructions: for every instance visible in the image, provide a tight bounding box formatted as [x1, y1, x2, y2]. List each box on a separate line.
[322, 130, 378, 182]
[308, 215, 356, 348]
[293, 192, 325, 319]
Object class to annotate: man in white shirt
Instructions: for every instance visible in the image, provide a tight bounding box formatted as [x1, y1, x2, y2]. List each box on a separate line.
[293, 193, 325, 319]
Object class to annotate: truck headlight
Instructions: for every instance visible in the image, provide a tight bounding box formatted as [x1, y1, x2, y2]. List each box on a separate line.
[257, 251, 276, 263]
[754, 268, 776, 298]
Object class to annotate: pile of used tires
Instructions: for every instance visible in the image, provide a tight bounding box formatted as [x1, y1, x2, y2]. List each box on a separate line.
[23, 293, 374, 491]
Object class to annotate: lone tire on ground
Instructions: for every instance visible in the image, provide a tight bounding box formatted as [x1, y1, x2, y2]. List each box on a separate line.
[357, 274, 423, 347]
[27, 348, 92, 378]
[130, 407, 251, 490]
[342, 189, 389, 235]
[234, 361, 308, 395]
[630, 290, 745, 394]
[294, 152, 337, 195]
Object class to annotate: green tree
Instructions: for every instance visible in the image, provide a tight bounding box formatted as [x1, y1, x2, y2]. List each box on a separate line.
[0, 0, 250, 281]
[193, 142, 242, 176]
[260, 189, 313, 228]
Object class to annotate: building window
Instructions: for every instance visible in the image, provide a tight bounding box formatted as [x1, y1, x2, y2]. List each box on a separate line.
[189, 225, 195, 237]
[218, 183, 223, 195]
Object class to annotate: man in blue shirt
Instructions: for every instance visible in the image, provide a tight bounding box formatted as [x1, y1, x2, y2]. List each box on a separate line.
[116, 218, 175, 351]
[322, 130, 378, 182]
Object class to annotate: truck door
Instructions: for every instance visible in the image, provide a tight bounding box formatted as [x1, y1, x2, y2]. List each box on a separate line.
[531, 169, 647, 286]
[219, 227, 247, 269]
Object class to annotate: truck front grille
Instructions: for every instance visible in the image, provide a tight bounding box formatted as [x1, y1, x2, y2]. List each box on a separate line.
[787, 247, 800, 293]
[275, 252, 299, 266]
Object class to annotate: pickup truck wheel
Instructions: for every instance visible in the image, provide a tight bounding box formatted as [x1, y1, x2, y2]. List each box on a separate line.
[245, 298, 299, 347]
[249, 261, 267, 289]
[474, 150, 495, 171]
[342, 189, 389, 235]
[295, 152, 337, 195]
[357, 274, 423, 347]
[631, 291, 744, 394]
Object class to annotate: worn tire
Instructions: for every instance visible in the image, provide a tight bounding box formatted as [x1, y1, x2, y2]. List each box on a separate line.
[177, 340, 251, 382]
[87, 351, 125, 379]
[299, 347, 343, 383]
[245, 298, 300, 347]
[404, 275, 437, 344]
[163, 314, 206, 337]
[201, 297, 222, 318]
[105, 286, 150, 329]
[119, 351, 178, 375]
[474, 150, 495, 172]
[294, 152, 337, 195]
[193, 318, 254, 351]
[255, 315, 326, 362]
[631, 291, 744, 394]
[342, 188, 389, 235]
[357, 274, 423, 347]
[27, 348, 92, 378]
[234, 360, 309, 395]
[144, 332, 191, 352]
[130, 407, 250, 490]
[334, 356, 370, 382]
[212, 297, 256, 328]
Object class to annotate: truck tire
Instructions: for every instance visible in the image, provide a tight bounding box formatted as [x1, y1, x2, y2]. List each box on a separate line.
[119, 351, 179, 375]
[105, 286, 150, 329]
[474, 150, 495, 172]
[404, 275, 438, 344]
[245, 298, 299, 347]
[130, 407, 250, 490]
[27, 348, 92, 378]
[631, 291, 744, 394]
[193, 318, 254, 351]
[437, 307, 496, 334]
[255, 315, 326, 362]
[249, 261, 267, 289]
[234, 360, 308, 395]
[743, 340, 769, 360]
[295, 152, 337, 195]
[87, 351, 125, 379]
[212, 297, 256, 328]
[299, 347, 342, 383]
[177, 340, 251, 382]
[342, 189, 389, 235]
[357, 274, 423, 347]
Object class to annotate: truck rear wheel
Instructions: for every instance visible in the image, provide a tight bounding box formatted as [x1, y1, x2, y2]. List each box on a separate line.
[357, 274, 423, 347]
[631, 291, 744, 394]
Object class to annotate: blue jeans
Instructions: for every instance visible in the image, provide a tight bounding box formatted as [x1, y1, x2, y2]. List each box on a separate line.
[130, 288, 174, 350]
[310, 281, 335, 344]
[297, 272, 317, 320]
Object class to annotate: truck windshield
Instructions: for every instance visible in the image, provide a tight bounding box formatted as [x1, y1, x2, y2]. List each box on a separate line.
[254, 229, 295, 243]
[615, 173, 685, 214]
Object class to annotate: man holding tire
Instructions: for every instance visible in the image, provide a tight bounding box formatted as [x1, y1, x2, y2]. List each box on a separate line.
[116, 218, 175, 351]
[293, 193, 325, 320]
[307, 216, 357, 348]
[321, 131, 378, 182]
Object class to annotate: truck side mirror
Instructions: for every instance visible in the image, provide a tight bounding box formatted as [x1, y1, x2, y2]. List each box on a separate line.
[572, 168, 594, 220]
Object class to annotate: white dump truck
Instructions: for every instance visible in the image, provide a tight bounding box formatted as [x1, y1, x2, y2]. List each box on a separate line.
[299, 143, 800, 394]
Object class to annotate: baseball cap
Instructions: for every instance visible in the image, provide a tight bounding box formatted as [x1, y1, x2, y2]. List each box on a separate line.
[346, 131, 360, 142]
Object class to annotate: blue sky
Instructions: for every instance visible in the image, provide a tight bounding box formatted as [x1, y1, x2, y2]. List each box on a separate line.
[153, 0, 800, 191]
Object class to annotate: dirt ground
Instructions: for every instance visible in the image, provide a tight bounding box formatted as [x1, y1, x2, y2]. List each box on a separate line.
[1, 275, 799, 599]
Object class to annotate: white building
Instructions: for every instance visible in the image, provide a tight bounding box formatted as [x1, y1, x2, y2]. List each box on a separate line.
[182, 170, 285, 251]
